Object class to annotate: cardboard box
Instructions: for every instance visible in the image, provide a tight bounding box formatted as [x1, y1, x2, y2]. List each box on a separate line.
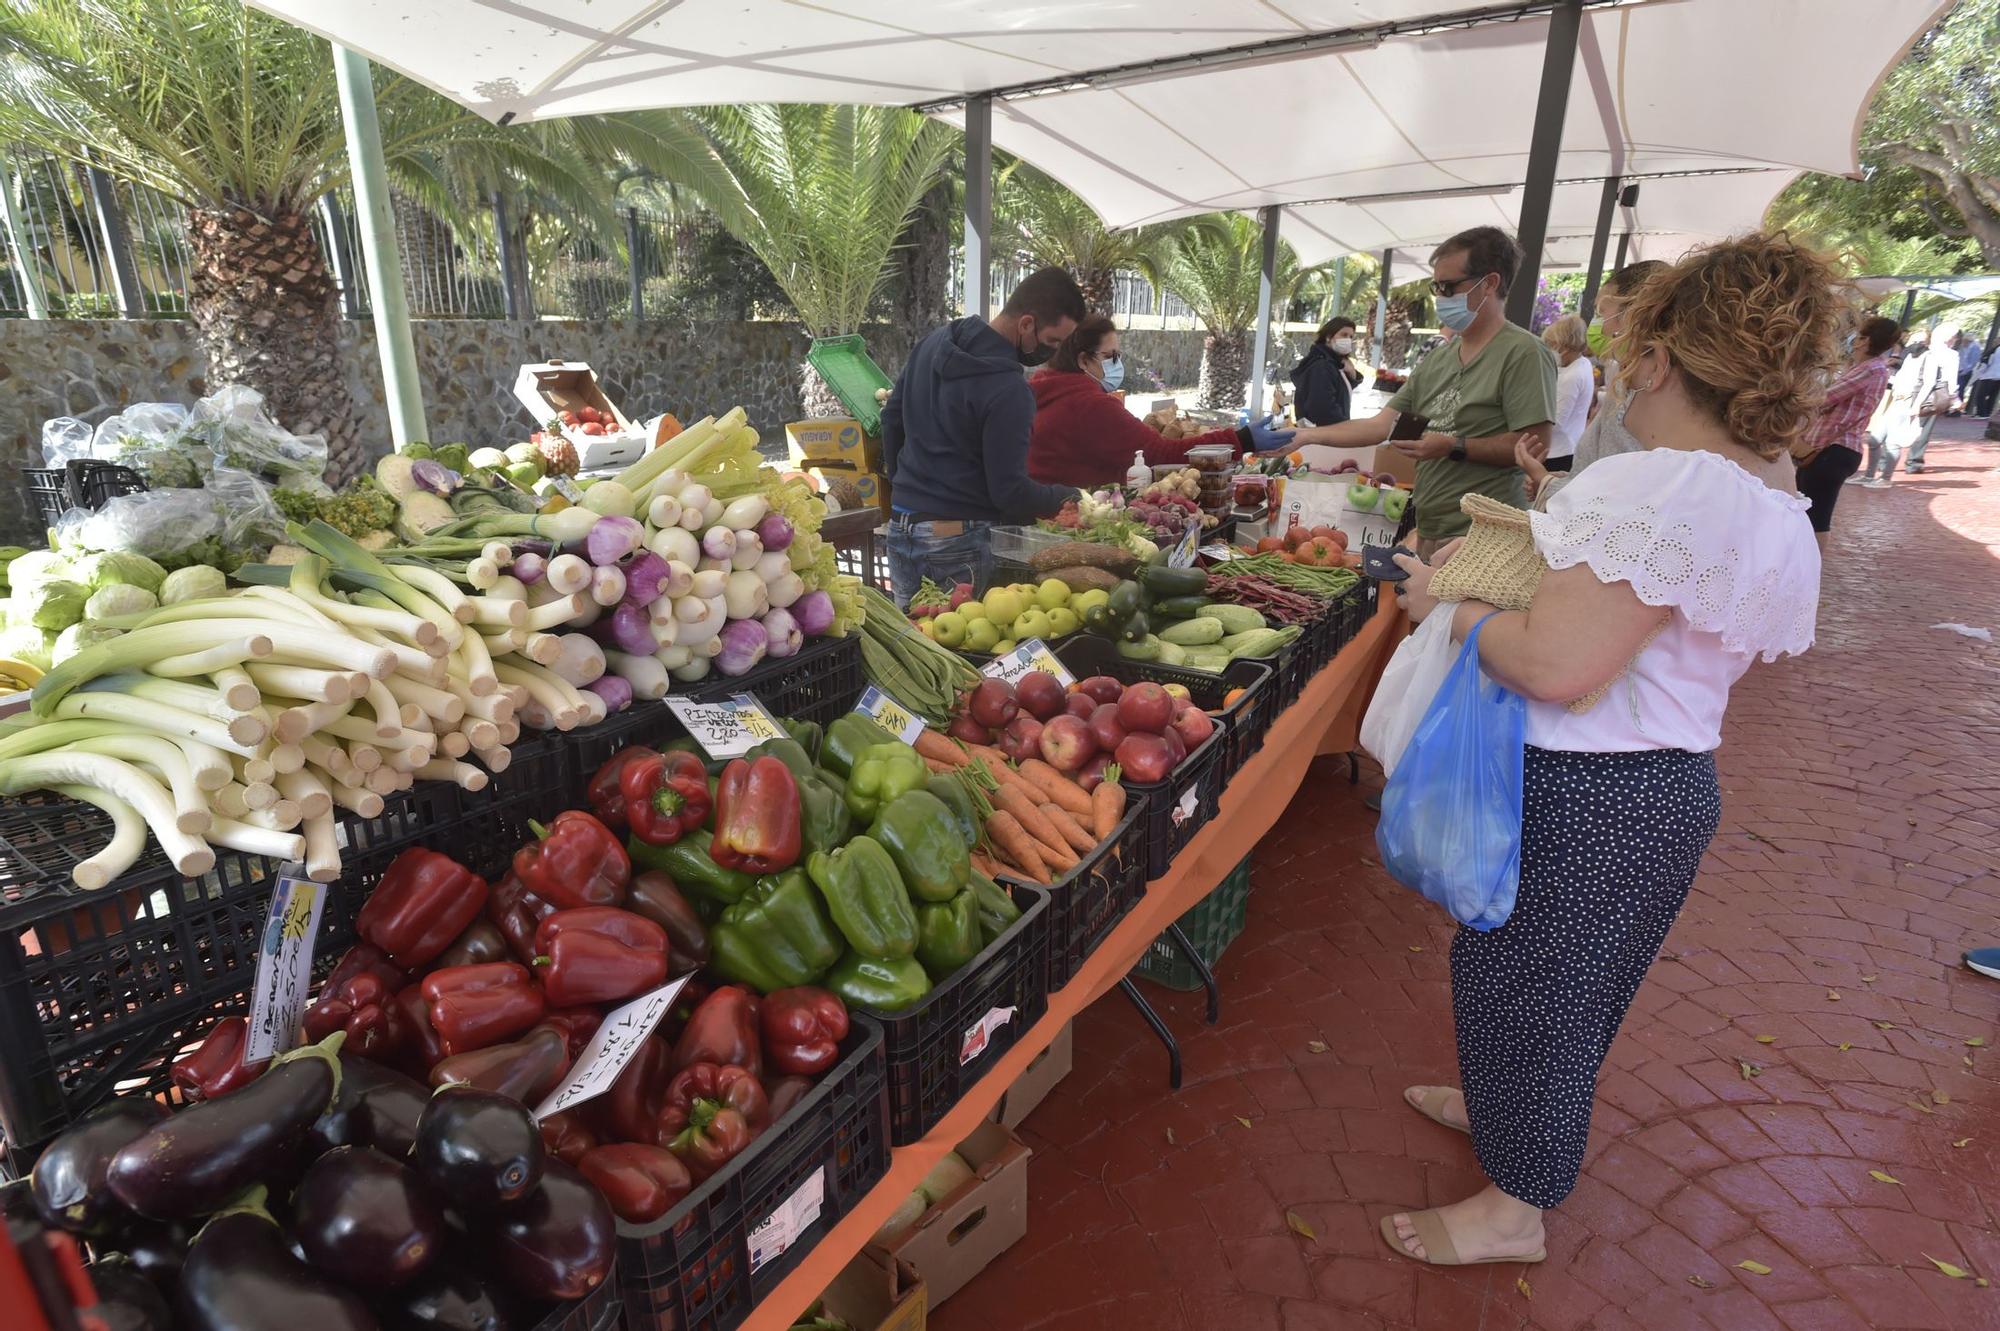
[808, 461, 892, 516]
[991, 1023, 1071, 1129]
[881, 1121, 1029, 1308]
[513, 359, 648, 471]
[818, 1248, 926, 1331]
[787, 418, 882, 472]
[1275, 471, 1407, 552]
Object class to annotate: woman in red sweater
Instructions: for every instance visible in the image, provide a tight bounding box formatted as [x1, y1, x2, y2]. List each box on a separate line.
[1027, 316, 1296, 486]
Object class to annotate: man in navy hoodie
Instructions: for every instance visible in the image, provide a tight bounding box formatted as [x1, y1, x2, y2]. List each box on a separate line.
[880, 267, 1086, 605]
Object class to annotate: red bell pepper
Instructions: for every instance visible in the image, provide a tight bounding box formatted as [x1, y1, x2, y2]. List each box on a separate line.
[429, 1023, 572, 1103]
[512, 811, 630, 910]
[577, 1143, 694, 1224]
[170, 1015, 268, 1100]
[302, 943, 407, 1042]
[589, 745, 662, 829]
[760, 987, 849, 1078]
[665, 1098, 757, 1182]
[393, 981, 445, 1075]
[540, 1110, 598, 1166]
[621, 749, 713, 847]
[532, 908, 670, 1008]
[356, 848, 489, 969]
[764, 1075, 813, 1123]
[486, 872, 557, 964]
[540, 1007, 604, 1060]
[709, 757, 801, 874]
[656, 1062, 768, 1140]
[599, 1034, 672, 1144]
[340, 1000, 410, 1066]
[421, 961, 547, 1057]
[670, 986, 762, 1080]
[436, 918, 511, 968]
[627, 871, 711, 975]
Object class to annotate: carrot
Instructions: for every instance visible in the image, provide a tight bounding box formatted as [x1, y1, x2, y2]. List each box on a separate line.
[967, 748, 1037, 799]
[993, 785, 1070, 860]
[923, 757, 959, 775]
[1018, 758, 1093, 818]
[915, 730, 969, 767]
[1092, 779, 1127, 841]
[986, 811, 1048, 882]
[1041, 802, 1097, 854]
[971, 849, 1013, 881]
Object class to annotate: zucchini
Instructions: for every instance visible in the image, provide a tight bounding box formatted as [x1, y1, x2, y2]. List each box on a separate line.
[1223, 626, 1298, 659]
[1118, 610, 1151, 643]
[1158, 617, 1225, 647]
[1152, 595, 1211, 619]
[1156, 639, 1188, 666]
[1138, 565, 1208, 599]
[1118, 635, 1163, 661]
[1181, 646, 1233, 673]
[1198, 603, 1267, 636]
[1106, 580, 1144, 624]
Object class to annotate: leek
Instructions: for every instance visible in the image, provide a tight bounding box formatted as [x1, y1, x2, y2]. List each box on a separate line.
[50, 783, 146, 890]
[0, 751, 212, 876]
[68, 734, 208, 835]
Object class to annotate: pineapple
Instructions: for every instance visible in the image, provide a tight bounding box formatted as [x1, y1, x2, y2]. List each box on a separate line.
[536, 433, 580, 477]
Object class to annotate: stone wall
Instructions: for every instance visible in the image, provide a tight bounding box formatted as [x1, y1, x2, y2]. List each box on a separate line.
[0, 317, 1213, 544]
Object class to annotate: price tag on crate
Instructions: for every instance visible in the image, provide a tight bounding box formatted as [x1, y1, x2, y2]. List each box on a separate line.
[245, 876, 329, 1061]
[748, 1167, 827, 1274]
[665, 693, 786, 759]
[959, 1005, 1018, 1065]
[854, 685, 925, 743]
[1168, 521, 1202, 569]
[549, 475, 587, 505]
[980, 639, 1074, 688]
[1200, 543, 1236, 562]
[534, 976, 691, 1121]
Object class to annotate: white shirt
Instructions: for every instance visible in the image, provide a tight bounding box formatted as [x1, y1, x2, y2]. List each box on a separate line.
[1523, 448, 1820, 754]
[1548, 356, 1593, 460]
[1978, 350, 2000, 383]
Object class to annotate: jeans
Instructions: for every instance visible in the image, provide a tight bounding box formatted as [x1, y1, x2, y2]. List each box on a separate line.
[885, 515, 993, 609]
[1973, 380, 2000, 418]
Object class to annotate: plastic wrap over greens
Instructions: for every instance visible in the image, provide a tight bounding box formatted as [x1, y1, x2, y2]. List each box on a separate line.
[208, 467, 287, 556]
[91, 402, 206, 488]
[185, 385, 328, 491]
[54, 487, 230, 571]
[40, 416, 94, 467]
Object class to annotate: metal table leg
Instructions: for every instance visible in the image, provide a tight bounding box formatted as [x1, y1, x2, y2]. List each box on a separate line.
[1163, 922, 1221, 1025]
[1119, 978, 1182, 1090]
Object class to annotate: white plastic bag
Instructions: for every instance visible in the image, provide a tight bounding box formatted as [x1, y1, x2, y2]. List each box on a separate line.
[1359, 611, 1458, 778]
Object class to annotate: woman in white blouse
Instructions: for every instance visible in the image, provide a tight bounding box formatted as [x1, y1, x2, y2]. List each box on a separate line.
[1540, 314, 1593, 472]
[1382, 234, 1830, 1269]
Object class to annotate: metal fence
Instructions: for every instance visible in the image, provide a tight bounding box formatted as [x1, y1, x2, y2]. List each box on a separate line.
[0, 151, 194, 317]
[960, 257, 1192, 322]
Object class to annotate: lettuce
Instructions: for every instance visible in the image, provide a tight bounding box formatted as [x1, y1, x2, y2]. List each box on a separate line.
[69, 550, 168, 596]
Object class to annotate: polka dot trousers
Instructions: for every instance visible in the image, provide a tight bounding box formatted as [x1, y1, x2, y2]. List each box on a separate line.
[1449, 745, 1721, 1209]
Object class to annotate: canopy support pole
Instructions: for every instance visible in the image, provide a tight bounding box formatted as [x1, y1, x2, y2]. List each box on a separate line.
[1506, 0, 1584, 327]
[1985, 303, 1999, 349]
[335, 45, 428, 449]
[1898, 288, 1917, 328]
[1371, 249, 1392, 368]
[318, 194, 365, 319]
[1329, 256, 1346, 323]
[1248, 207, 1281, 414]
[625, 208, 645, 320]
[962, 95, 993, 320]
[1612, 231, 1631, 271]
[1578, 174, 1620, 323]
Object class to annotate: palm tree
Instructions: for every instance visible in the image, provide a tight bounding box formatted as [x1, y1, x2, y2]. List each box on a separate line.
[1140, 214, 1322, 410]
[0, 1, 713, 480]
[664, 105, 955, 417]
[995, 160, 1183, 315]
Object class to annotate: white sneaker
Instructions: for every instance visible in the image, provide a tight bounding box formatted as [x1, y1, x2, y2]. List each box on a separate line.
[1862, 479, 1893, 489]
[1842, 475, 1868, 486]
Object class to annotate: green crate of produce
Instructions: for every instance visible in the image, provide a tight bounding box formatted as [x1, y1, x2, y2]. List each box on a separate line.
[1133, 855, 1252, 991]
[806, 335, 894, 437]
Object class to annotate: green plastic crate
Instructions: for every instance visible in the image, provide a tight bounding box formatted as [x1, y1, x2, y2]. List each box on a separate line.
[806, 335, 894, 436]
[1133, 855, 1253, 991]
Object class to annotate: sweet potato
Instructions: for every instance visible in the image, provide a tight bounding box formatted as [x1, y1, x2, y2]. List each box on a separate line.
[1029, 542, 1140, 578]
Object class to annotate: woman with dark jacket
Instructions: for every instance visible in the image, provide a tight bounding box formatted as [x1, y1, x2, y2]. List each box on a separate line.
[1289, 317, 1364, 425]
[1026, 316, 1295, 487]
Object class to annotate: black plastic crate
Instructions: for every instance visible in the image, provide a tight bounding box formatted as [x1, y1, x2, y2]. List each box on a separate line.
[557, 701, 691, 795]
[427, 730, 569, 879]
[1054, 635, 1275, 785]
[688, 633, 863, 731]
[23, 469, 69, 529]
[861, 882, 1050, 1145]
[618, 1017, 889, 1331]
[1134, 854, 1253, 991]
[996, 798, 1147, 992]
[1121, 721, 1227, 882]
[540, 1255, 626, 1331]
[23, 460, 148, 527]
[0, 786, 449, 1169]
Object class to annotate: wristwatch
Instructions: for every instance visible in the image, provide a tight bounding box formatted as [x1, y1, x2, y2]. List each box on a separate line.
[1448, 435, 1468, 462]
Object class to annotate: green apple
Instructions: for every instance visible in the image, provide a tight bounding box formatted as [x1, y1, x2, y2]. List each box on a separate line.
[958, 598, 986, 623]
[1011, 608, 1053, 641]
[964, 617, 1002, 652]
[983, 588, 1026, 626]
[504, 460, 544, 488]
[1072, 588, 1111, 614]
[1046, 607, 1081, 637]
[1034, 578, 1070, 611]
[930, 611, 969, 648]
[1380, 488, 1409, 521]
[992, 638, 1018, 655]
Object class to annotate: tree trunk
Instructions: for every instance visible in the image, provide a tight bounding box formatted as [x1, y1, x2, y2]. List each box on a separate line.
[889, 180, 953, 359]
[798, 362, 842, 421]
[1382, 300, 1416, 372]
[185, 204, 361, 482]
[1198, 329, 1250, 410]
[1075, 266, 1115, 317]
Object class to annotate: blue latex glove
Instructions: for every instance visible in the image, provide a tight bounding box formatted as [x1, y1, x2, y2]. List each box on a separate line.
[1242, 412, 1296, 453]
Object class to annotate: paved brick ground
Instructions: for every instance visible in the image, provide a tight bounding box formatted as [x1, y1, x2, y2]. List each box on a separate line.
[932, 421, 2000, 1331]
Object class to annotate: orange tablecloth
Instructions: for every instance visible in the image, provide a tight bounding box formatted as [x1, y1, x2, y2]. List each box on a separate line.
[745, 599, 1408, 1329]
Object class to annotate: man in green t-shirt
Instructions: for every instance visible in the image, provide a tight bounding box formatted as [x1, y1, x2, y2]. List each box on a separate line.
[1292, 227, 1557, 556]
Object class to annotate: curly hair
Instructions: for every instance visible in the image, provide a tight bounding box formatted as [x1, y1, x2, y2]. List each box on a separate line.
[1609, 234, 1847, 460]
[1048, 314, 1117, 374]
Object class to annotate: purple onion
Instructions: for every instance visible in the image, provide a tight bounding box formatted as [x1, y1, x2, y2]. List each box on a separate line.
[621, 551, 672, 605]
[589, 602, 657, 655]
[512, 551, 547, 586]
[791, 589, 835, 636]
[715, 618, 769, 676]
[755, 513, 795, 552]
[701, 526, 738, 562]
[584, 515, 646, 566]
[762, 607, 803, 659]
[584, 674, 635, 714]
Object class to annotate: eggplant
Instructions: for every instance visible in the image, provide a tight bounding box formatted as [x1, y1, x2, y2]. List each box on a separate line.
[87, 1258, 173, 1331]
[310, 1054, 430, 1158]
[488, 1160, 614, 1303]
[107, 1033, 343, 1220]
[412, 1087, 544, 1211]
[111, 1218, 190, 1290]
[383, 1263, 514, 1331]
[177, 1196, 379, 1331]
[294, 1146, 446, 1289]
[31, 1098, 168, 1234]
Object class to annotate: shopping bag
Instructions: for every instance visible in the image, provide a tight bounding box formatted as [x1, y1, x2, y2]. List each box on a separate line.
[1359, 611, 1458, 778]
[1375, 616, 1524, 931]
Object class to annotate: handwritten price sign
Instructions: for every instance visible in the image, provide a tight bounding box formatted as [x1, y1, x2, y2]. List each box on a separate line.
[665, 693, 785, 759]
[1168, 520, 1202, 569]
[246, 876, 327, 1060]
[854, 686, 925, 743]
[980, 638, 1075, 688]
[534, 976, 692, 1120]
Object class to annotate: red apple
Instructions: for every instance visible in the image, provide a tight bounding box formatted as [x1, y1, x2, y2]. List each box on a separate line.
[1014, 671, 1067, 722]
[1077, 675, 1124, 706]
[1160, 725, 1187, 767]
[1117, 682, 1174, 735]
[1088, 703, 1127, 754]
[1114, 733, 1175, 784]
[1064, 692, 1097, 720]
[999, 714, 1044, 763]
[1038, 714, 1095, 774]
[1171, 702, 1216, 750]
[947, 713, 991, 745]
[966, 678, 1018, 730]
[1077, 752, 1113, 793]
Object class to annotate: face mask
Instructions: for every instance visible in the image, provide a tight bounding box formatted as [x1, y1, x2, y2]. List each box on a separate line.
[1435, 278, 1486, 333]
[1014, 322, 1054, 367]
[1329, 337, 1355, 355]
[1097, 355, 1124, 392]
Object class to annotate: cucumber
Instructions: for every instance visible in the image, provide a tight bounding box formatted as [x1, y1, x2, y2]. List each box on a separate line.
[1198, 603, 1266, 636]
[1158, 617, 1225, 647]
[1137, 565, 1208, 599]
[1156, 639, 1188, 666]
[1118, 635, 1163, 662]
[1151, 595, 1211, 620]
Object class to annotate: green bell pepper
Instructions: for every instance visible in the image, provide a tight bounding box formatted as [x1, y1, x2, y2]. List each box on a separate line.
[782, 718, 823, 762]
[970, 871, 1022, 945]
[627, 828, 758, 905]
[825, 952, 932, 1012]
[708, 868, 844, 993]
[914, 889, 982, 979]
[806, 836, 918, 960]
[845, 742, 929, 823]
[747, 736, 853, 856]
[868, 789, 970, 903]
[663, 735, 729, 775]
[822, 714, 895, 779]
[925, 773, 980, 846]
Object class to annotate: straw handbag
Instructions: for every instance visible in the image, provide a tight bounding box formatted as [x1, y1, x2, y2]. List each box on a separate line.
[1427, 493, 1661, 713]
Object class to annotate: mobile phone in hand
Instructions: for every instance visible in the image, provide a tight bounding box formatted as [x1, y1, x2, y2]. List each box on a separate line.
[1361, 545, 1411, 582]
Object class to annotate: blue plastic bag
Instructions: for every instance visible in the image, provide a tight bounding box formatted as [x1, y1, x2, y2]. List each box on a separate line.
[1375, 615, 1524, 930]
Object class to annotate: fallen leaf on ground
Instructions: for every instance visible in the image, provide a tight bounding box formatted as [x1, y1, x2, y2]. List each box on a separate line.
[1839, 1042, 1853, 1051]
[1877, 1022, 1898, 1030]
[1933, 1089, 1951, 1105]
[1862, 975, 1878, 983]
[1688, 1276, 1714, 1289]
[1909, 1100, 1935, 1116]
[1286, 1210, 1316, 1241]
[1736, 1260, 1773, 1275]
[1515, 1277, 1531, 1299]
[1954, 1138, 1973, 1148]
[1870, 1169, 1902, 1186]
[1968, 1037, 1986, 1048]
[1165, 1128, 1175, 1145]
[1924, 1255, 1973, 1279]
[1235, 1116, 1252, 1129]
[1738, 1061, 1762, 1081]
[1306, 1040, 1328, 1054]
[1754, 1035, 1777, 1044]
[1408, 945, 1424, 953]
[1827, 990, 1841, 1001]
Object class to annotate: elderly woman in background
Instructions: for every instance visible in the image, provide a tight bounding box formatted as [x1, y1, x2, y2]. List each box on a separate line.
[1539, 314, 1593, 473]
[1518, 260, 1666, 505]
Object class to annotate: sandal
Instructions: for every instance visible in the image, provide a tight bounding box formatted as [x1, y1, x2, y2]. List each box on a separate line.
[1403, 1085, 1469, 1135]
[1379, 1210, 1546, 1267]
